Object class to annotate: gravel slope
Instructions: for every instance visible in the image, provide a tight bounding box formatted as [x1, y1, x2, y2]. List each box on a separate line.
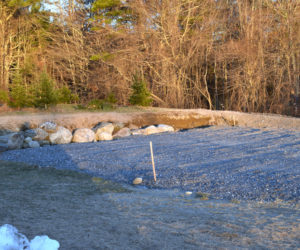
[1, 126, 299, 202]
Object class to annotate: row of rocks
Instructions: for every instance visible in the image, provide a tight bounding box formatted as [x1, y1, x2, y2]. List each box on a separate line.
[0, 121, 175, 152]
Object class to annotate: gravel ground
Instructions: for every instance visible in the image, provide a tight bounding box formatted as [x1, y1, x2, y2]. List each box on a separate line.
[1, 126, 299, 202]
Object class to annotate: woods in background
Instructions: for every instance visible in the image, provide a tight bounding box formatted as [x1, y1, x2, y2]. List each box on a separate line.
[0, 0, 299, 115]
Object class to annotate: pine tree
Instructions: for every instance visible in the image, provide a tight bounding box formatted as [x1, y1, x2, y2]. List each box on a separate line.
[129, 74, 152, 106]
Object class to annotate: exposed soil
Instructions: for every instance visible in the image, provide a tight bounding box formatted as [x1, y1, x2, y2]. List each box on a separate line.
[0, 107, 299, 132]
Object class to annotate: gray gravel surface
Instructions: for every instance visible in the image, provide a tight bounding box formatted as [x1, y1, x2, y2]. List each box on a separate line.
[1, 126, 299, 202]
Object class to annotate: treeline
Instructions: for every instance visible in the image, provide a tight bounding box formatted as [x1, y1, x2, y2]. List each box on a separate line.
[0, 0, 299, 115]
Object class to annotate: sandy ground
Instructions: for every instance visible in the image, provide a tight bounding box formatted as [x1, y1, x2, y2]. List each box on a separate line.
[0, 108, 300, 132]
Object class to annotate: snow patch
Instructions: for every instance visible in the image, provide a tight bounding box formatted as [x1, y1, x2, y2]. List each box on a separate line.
[0, 224, 59, 250]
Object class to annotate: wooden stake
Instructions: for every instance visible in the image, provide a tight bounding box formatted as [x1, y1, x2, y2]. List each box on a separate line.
[149, 141, 157, 182]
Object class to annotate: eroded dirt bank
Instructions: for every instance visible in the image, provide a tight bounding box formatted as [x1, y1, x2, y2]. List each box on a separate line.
[0, 108, 300, 132]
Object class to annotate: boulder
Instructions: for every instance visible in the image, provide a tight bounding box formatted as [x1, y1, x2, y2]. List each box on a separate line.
[21, 122, 31, 131]
[7, 133, 24, 150]
[143, 125, 159, 135]
[28, 140, 40, 148]
[0, 129, 13, 136]
[128, 124, 139, 130]
[93, 122, 114, 135]
[49, 126, 72, 144]
[24, 129, 37, 138]
[24, 137, 32, 143]
[96, 132, 113, 141]
[0, 143, 8, 152]
[72, 128, 95, 143]
[131, 129, 144, 136]
[157, 124, 175, 133]
[39, 121, 57, 133]
[113, 128, 131, 139]
[112, 122, 125, 133]
[33, 128, 48, 141]
[23, 137, 32, 149]
[0, 134, 9, 143]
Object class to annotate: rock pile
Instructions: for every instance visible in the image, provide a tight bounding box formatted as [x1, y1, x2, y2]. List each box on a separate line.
[0, 121, 175, 152]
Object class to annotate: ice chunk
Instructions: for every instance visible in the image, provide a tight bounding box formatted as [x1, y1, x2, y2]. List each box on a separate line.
[0, 224, 30, 250]
[30, 235, 60, 250]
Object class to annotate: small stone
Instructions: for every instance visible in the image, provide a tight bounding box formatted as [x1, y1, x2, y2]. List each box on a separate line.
[133, 177, 143, 185]
[96, 132, 113, 141]
[185, 191, 193, 195]
[28, 140, 40, 148]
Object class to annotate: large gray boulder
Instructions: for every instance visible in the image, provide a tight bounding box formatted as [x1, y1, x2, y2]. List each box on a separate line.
[72, 128, 95, 143]
[0, 143, 8, 152]
[24, 129, 37, 138]
[49, 126, 72, 144]
[33, 128, 49, 141]
[0, 134, 9, 144]
[7, 133, 24, 149]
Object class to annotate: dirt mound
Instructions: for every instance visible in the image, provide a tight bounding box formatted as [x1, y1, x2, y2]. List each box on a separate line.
[0, 108, 299, 132]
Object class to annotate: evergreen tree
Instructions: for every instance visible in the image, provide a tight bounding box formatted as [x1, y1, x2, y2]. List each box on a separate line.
[9, 71, 28, 108]
[129, 74, 152, 106]
[34, 72, 58, 109]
